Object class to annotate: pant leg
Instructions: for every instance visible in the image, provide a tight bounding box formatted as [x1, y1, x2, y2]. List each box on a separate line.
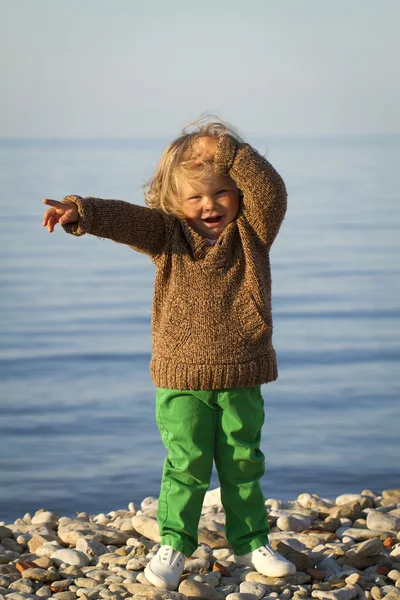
[156, 387, 217, 557]
[214, 386, 269, 555]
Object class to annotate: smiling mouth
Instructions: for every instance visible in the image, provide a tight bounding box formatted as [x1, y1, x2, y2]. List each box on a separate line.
[203, 216, 223, 224]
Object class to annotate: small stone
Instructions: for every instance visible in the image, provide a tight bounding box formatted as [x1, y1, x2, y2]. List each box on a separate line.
[126, 556, 149, 570]
[352, 519, 367, 529]
[380, 585, 399, 595]
[198, 529, 229, 549]
[179, 578, 225, 599]
[53, 593, 78, 600]
[345, 574, 362, 586]
[214, 561, 231, 577]
[244, 571, 310, 585]
[31, 511, 58, 528]
[51, 549, 90, 568]
[367, 511, 400, 532]
[336, 495, 364, 506]
[73, 578, 98, 588]
[307, 568, 326, 581]
[313, 583, 334, 591]
[223, 585, 240, 596]
[388, 570, 400, 582]
[317, 558, 343, 578]
[99, 528, 129, 546]
[376, 565, 390, 575]
[203, 488, 222, 507]
[131, 514, 161, 543]
[27, 534, 58, 554]
[185, 557, 211, 573]
[3, 594, 38, 600]
[0, 553, 12, 564]
[203, 571, 222, 586]
[239, 581, 268, 598]
[322, 518, 342, 533]
[370, 587, 382, 600]
[329, 501, 363, 521]
[266, 499, 283, 510]
[107, 582, 126, 592]
[0, 526, 12, 539]
[32, 557, 53, 569]
[276, 515, 312, 533]
[337, 528, 394, 542]
[50, 580, 74, 591]
[297, 494, 331, 508]
[75, 538, 109, 558]
[16, 561, 36, 574]
[36, 542, 64, 557]
[8, 580, 34, 594]
[226, 594, 258, 600]
[141, 496, 159, 511]
[1, 538, 23, 553]
[351, 539, 383, 557]
[337, 554, 390, 570]
[382, 490, 400, 504]
[20, 567, 59, 582]
[311, 585, 358, 600]
[125, 581, 189, 598]
[36, 586, 52, 598]
[59, 566, 84, 579]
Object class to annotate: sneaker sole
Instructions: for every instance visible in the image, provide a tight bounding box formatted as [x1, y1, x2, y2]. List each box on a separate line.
[233, 555, 296, 577]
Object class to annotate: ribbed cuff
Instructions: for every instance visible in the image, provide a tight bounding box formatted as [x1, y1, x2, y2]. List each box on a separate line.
[61, 194, 90, 236]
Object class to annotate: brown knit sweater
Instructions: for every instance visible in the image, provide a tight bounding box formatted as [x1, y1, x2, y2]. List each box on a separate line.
[62, 134, 287, 390]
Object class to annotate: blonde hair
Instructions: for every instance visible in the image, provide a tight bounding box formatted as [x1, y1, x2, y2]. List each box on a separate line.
[144, 115, 244, 216]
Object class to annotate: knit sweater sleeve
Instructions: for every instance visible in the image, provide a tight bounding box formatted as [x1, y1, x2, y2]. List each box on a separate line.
[214, 134, 287, 248]
[60, 195, 166, 258]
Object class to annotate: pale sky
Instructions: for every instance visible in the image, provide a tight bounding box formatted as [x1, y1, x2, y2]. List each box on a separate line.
[1, 0, 399, 137]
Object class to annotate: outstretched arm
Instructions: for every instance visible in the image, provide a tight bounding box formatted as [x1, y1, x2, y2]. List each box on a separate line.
[42, 195, 167, 258]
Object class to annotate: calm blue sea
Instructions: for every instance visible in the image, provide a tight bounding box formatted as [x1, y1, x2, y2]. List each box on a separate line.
[1, 135, 399, 524]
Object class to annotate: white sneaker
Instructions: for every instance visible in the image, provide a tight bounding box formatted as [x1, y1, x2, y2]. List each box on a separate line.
[144, 545, 186, 590]
[234, 544, 296, 577]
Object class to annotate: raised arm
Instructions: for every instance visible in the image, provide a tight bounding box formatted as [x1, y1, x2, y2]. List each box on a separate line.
[214, 134, 287, 248]
[44, 195, 167, 258]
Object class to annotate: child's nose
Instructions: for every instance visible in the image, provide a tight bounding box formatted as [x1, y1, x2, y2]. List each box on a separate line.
[203, 195, 217, 210]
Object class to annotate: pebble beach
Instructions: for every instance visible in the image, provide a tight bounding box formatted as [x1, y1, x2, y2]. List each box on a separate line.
[1, 489, 400, 600]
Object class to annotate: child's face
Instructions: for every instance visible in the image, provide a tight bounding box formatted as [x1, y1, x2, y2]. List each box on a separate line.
[178, 173, 240, 240]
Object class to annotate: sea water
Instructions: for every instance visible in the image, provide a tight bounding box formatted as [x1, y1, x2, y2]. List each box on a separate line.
[0, 135, 399, 522]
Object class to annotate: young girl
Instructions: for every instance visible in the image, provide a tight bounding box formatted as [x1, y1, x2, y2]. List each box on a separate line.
[42, 118, 295, 590]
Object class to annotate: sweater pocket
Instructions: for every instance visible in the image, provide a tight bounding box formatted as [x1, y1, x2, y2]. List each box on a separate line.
[235, 293, 271, 346]
[157, 297, 191, 351]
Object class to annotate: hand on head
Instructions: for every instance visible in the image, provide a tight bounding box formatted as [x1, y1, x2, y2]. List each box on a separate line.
[191, 134, 219, 166]
[42, 199, 79, 233]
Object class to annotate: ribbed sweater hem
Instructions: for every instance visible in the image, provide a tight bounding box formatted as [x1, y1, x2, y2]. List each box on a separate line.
[150, 351, 278, 391]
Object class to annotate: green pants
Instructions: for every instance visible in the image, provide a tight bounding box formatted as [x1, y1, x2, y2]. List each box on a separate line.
[156, 386, 269, 557]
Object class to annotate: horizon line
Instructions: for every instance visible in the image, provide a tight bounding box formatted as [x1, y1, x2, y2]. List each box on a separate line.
[1, 132, 400, 141]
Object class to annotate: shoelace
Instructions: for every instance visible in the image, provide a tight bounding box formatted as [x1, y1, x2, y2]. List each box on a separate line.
[259, 545, 278, 557]
[161, 546, 184, 568]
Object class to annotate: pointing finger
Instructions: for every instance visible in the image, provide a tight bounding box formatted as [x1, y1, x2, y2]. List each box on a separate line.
[43, 198, 64, 209]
